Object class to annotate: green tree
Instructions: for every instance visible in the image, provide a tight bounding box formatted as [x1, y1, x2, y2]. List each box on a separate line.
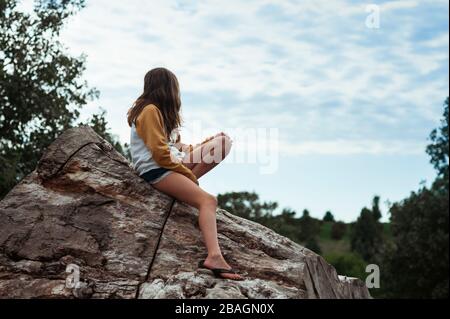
[298, 209, 321, 242]
[297, 209, 322, 253]
[323, 211, 335, 222]
[267, 208, 302, 243]
[217, 191, 278, 222]
[0, 0, 125, 198]
[382, 186, 449, 298]
[371, 195, 382, 221]
[350, 204, 383, 263]
[85, 109, 131, 160]
[426, 97, 449, 191]
[381, 98, 449, 298]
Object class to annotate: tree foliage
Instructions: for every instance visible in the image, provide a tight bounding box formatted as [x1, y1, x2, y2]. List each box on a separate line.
[298, 209, 321, 242]
[350, 201, 384, 263]
[325, 253, 366, 281]
[217, 191, 278, 222]
[85, 109, 130, 160]
[371, 196, 382, 221]
[323, 211, 335, 222]
[0, 0, 91, 196]
[382, 186, 449, 298]
[426, 97, 449, 190]
[0, 0, 125, 198]
[381, 98, 449, 298]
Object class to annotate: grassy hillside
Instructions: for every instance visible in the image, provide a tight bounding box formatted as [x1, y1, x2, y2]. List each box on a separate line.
[318, 221, 391, 256]
[318, 221, 351, 255]
[313, 221, 392, 290]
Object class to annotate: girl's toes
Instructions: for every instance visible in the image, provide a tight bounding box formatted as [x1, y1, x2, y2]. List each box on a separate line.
[234, 274, 244, 281]
[222, 273, 244, 280]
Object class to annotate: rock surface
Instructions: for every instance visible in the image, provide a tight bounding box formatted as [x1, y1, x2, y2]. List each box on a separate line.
[0, 126, 370, 299]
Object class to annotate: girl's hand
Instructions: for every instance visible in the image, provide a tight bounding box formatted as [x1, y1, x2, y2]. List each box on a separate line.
[170, 153, 183, 164]
[215, 132, 233, 145]
[201, 132, 231, 145]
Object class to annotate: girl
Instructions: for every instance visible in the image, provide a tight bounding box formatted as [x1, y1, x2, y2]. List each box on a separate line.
[127, 67, 244, 281]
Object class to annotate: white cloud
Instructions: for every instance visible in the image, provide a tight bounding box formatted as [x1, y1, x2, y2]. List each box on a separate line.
[381, 0, 419, 11]
[16, 0, 448, 156]
[11, 0, 447, 222]
[422, 32, 450, 48]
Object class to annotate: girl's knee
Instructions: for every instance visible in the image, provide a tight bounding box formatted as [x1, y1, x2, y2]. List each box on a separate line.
[202, 193, 217, 208]
[215, 132, 231, 144]
[222, 134, 232, 148]
[214, 135, 232, 159]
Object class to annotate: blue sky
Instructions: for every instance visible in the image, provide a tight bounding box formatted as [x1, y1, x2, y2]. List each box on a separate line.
[21, 0, 448, 222]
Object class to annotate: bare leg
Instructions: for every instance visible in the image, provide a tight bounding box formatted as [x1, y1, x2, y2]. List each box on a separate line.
[152, 172, 243, 280]
[182, 133, 232, 179]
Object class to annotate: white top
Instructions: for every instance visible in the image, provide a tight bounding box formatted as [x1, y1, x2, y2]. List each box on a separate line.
[130, 124, 186, 176]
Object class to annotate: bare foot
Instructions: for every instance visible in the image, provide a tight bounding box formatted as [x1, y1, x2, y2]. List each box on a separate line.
[203, 254, 244, 280]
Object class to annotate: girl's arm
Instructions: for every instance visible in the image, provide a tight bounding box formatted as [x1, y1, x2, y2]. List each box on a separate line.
[174, 133, 194, 153]
[135, 105, 198, 184]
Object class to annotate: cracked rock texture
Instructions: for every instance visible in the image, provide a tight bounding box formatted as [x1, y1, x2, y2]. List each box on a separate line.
[0, 126, 370, 299]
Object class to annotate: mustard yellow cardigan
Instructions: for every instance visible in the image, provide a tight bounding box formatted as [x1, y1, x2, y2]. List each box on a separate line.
[135, 104, 198, 184]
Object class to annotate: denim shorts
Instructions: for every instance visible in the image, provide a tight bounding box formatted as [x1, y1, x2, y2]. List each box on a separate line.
[140, 167, 173, 184]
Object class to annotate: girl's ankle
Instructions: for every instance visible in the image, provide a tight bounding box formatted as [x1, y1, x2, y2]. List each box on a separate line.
[207, 252, 222, 259]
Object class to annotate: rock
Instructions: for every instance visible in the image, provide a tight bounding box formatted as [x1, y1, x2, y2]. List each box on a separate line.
[0, 126, 371, 299]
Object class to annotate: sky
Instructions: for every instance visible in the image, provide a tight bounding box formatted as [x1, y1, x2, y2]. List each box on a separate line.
[20, 0, 449, 222]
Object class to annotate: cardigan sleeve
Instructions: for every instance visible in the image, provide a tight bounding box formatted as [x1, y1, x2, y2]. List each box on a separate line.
[135, 104, 198, 184]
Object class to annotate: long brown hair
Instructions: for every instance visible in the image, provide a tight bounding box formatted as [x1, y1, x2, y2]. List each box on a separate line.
[127, 68, 182, 138]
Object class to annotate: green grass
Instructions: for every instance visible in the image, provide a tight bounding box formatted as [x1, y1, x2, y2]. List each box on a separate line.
[317, 221, 391, 256]
[318, 221, 352, 255]
[319, 238, 351, 255]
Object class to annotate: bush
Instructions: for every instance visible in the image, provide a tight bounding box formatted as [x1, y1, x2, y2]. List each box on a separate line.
[380, 98, 449, 299]
[350, 206, 383, 263]
[381, 186, 449, 298]
[331, 222, 347, 240]
[305, 237, 322, 254]
[325, 253, 367, 281]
